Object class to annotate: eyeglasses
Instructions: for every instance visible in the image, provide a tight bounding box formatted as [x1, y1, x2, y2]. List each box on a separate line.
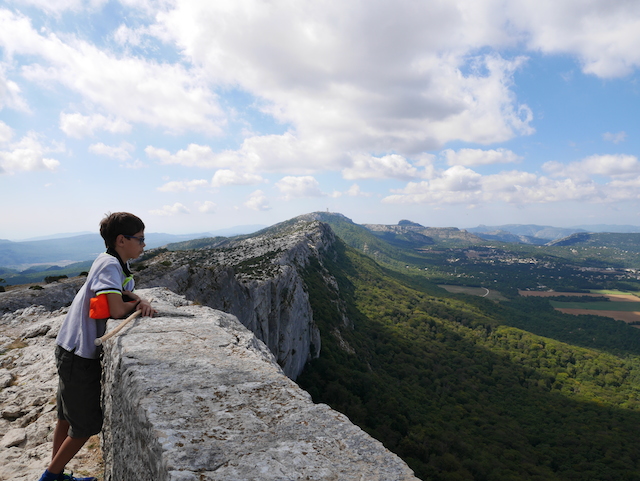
[123, 235, 145, 245]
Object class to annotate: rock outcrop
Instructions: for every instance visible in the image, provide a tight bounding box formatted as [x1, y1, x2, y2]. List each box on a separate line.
[0, 288, 418, 480]
[0, 304, 102, 480]
[0, 277, 84, 315]
[134, 220, 338, 380]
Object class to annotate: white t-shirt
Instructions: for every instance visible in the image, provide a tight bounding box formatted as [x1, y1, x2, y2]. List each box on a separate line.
[57, 252, 134, 359]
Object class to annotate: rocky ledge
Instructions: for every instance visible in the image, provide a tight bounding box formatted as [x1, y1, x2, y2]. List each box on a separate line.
[1, 287, 418, 480]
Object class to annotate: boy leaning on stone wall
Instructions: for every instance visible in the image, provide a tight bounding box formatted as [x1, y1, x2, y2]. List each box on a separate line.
[38, 212, 156, 481]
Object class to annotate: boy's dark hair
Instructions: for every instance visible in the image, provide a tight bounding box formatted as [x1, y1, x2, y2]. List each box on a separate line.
[99, 212, 145, 249]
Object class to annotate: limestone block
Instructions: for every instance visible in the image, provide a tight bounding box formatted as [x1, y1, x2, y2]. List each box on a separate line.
[22, 323, 52, 338]
[0, 368, 13, 388]
[2, 427, 26, 448]
[1, 404, 23, 420]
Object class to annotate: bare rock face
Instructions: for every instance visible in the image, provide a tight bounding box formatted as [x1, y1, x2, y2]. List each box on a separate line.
[102, 287, 418, 480]
[134, 220, 340, 379]
[0, 304, 102, 480]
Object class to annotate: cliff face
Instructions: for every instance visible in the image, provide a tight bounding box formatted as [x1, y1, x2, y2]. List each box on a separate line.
[134, 220, 338, 380]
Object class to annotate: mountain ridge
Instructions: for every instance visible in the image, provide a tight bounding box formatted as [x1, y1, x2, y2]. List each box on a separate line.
[3, 218, 640, 270]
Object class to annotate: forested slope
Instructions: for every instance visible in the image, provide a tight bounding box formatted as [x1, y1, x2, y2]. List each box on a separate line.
[297, 239, 640, 481]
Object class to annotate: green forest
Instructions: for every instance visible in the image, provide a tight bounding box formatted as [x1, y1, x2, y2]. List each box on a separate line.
[296, 219, 640, 480]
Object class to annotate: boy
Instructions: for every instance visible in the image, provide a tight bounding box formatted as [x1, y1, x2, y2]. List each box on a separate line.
[39, 212, 156, 481]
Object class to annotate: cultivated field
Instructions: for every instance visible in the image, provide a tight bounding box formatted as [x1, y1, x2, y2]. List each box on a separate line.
[519, 290, 640, 327]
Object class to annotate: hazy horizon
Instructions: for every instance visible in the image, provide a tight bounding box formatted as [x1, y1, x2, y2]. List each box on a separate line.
[6, 216, 640, 243]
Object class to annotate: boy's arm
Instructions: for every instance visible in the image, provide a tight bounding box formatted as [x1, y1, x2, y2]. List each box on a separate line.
[106, 292, 155, 318]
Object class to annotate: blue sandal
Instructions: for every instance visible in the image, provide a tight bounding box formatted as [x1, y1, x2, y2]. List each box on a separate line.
[59, 473, 98, 481]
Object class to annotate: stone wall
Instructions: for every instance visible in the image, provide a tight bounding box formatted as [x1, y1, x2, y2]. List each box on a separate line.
[101, 288, 418, 480]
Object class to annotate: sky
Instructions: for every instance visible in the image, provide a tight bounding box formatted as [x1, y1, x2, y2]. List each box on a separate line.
[1, 0, 640, 240]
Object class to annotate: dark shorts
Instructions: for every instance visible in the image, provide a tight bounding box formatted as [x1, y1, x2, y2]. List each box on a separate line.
[55, 345, 103, 438]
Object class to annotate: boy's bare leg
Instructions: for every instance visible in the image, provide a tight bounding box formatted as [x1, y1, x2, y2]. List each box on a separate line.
[48, 419, 90, 474]
[52, 419, 70, 458]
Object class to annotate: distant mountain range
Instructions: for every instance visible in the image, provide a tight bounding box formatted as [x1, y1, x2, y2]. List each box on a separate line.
[0, 225, 265, 269]
[465, 224, 640, 245]
[2, 219, 639, 273]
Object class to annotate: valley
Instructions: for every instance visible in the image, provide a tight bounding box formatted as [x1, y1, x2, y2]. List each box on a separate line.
[293, 213, 640, 480]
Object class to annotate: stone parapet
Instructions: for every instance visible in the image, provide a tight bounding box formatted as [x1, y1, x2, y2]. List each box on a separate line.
[101, 287, 418, 481]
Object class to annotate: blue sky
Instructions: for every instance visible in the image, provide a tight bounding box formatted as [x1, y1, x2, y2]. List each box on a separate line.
[1, 0, 640, 240]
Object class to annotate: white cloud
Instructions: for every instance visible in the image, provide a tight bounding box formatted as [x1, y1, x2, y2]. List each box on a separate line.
[203, 132, 340, 174]
[481, 170, 539, 194]
[544, 154, 640, 180]
[145, 144, 220, 168]
[88, 142, 135, 161]
[0, 121, 13, 143]
[141, 0, 640, 181]
[124, 159, 147, 170]
[146, 134, 332, 175]
[197, 200, 217, 213]
[112, 24, 145, 47]
[244, 190, 271, 211]
[384, 176, 592, 205]
[211, 169, 265, 187]
[275, 176, 324, 200]
[506, 0, 640, 78]
[603, 178, 640, 201]
[157, 179, 209, 193]
[345, 184, 372, 197]
[603, 131, 627, 144]
[0, 9, 225, 134]
[0, 132, 61, 174]
[0, 64, 29, 112]
[431, 165, 483, 192]
[152, 1, 534, 163]
[342, 154, 419, 180]
[383, 151, 640, 206]
[443, 148, 522, 166]
[60, 113, 132, 138]
[149, 203, 191, 216]
[383, 165, 616, 206]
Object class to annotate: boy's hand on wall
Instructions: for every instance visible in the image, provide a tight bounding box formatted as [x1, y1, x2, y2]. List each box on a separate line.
[137, 299, 157, 317]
